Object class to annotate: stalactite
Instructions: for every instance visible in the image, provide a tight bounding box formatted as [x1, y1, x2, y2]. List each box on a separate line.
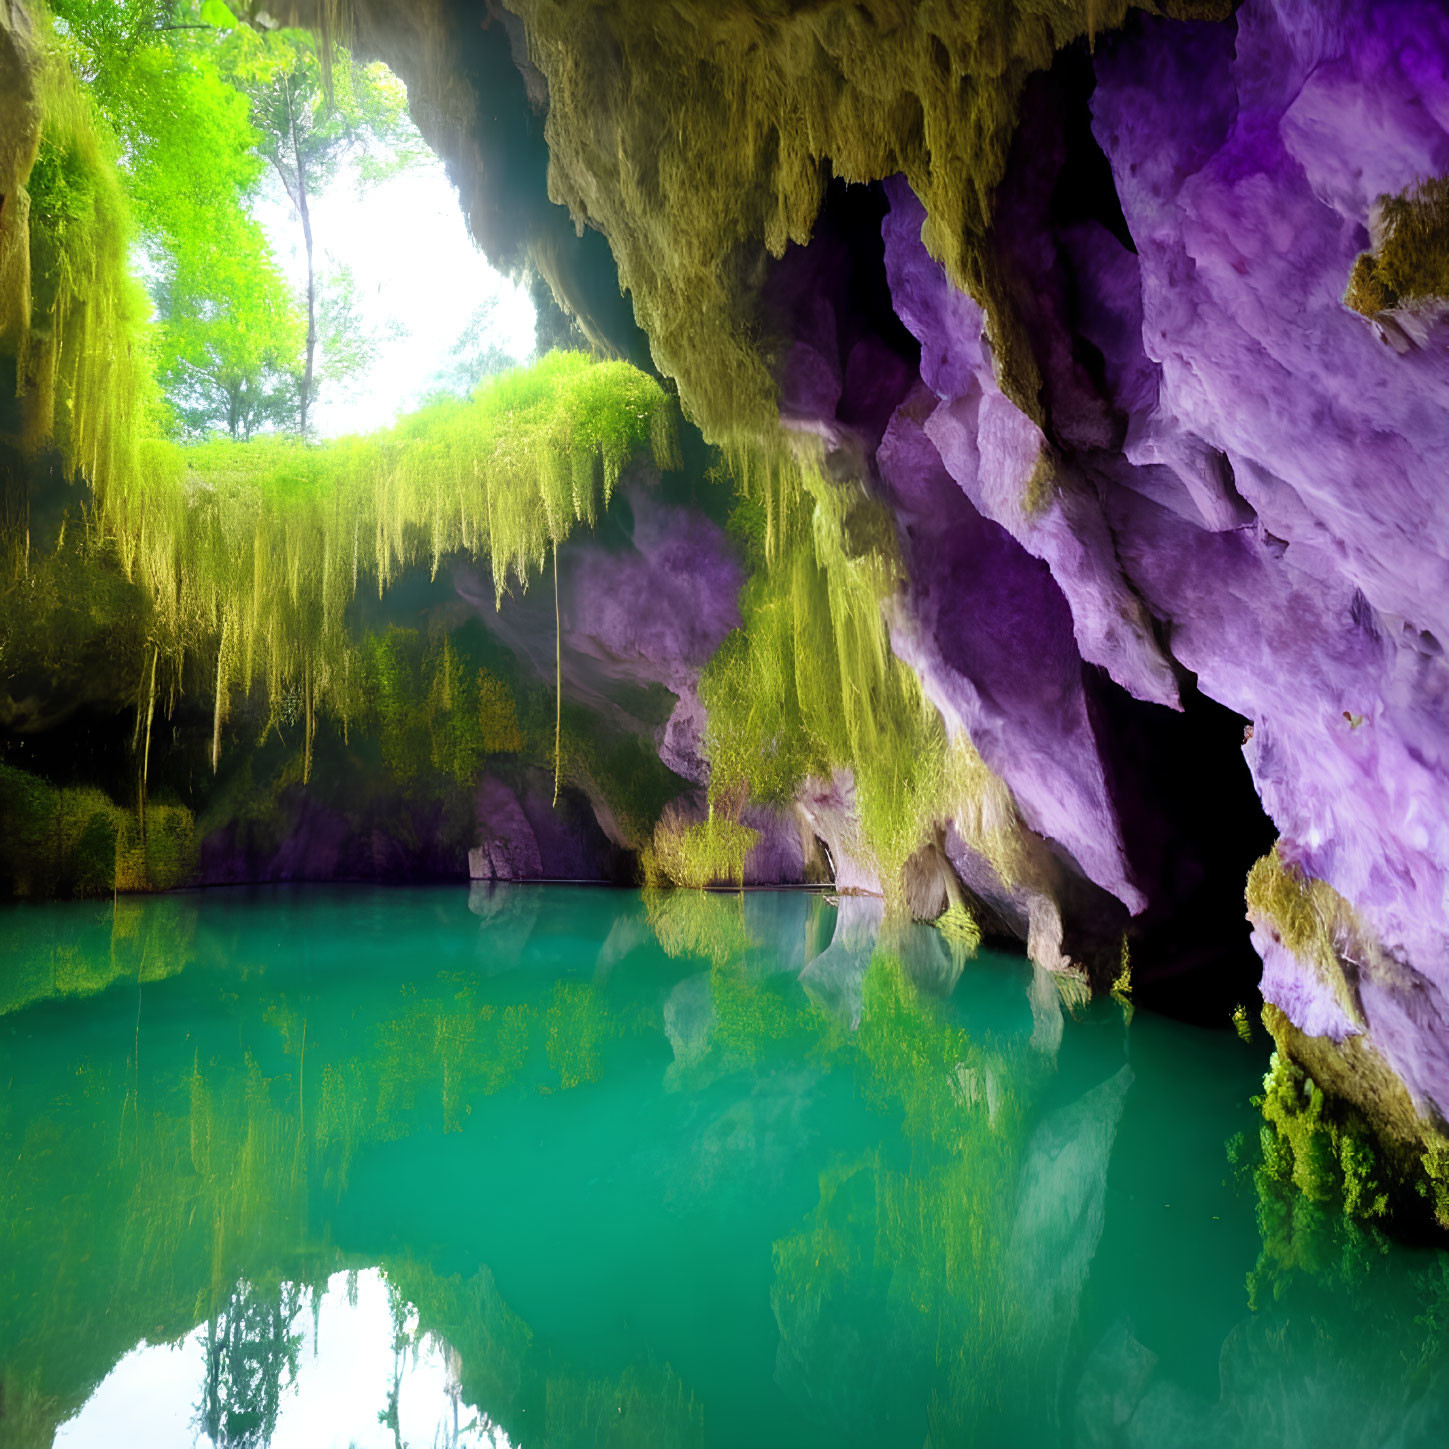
[139, 644, 158, 836]
[303, 662, 315, 786]
[552, 540, 562, 808]
[211, 622, 229, 775]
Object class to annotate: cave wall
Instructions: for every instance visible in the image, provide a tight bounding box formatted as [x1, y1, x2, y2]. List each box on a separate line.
[304, 0, 1449, 1142]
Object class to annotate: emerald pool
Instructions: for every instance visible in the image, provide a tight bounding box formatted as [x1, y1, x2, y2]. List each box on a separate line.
[3, 885, 1448, 1448]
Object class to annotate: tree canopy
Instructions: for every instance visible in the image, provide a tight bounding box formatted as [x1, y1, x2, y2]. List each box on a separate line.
[46, 0, 425, 439]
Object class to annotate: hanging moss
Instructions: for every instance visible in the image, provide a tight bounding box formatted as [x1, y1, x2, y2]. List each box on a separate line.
[934, 902, 981, 961]
[96, 351, 675, 748]
[1345, 175, 1449, 314]
[8, 7, 156, 494]
[688, 441, 1027, 909]
[511, 0, 1230, 443]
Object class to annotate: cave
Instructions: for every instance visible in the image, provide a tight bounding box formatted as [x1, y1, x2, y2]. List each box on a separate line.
[3, 0, 1449, 1442]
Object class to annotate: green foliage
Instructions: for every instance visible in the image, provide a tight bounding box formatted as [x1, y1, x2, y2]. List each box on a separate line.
[1422, 1146, 1449, 1229]
[15, 10, 156, 490]
[1111, 935, 1132, 997]
[934, 903, 981, 962]
[356, 629, 525, 788]
[0, 761, 196, 898]
[1237, 1050, 1404, 1306]
[230, 21, 430, 433]
[101, 351, 674, 736]
[44, 3, 431, 440]
[48, 0, 308, 440]
[1345, 174, 1449, 314]
[0, 519, 149, 717]
[240, 32, 425, 202]
[645, 804, 759, 890]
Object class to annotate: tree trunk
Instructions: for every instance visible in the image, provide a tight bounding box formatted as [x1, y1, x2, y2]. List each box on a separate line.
[286, 74, 317, 436]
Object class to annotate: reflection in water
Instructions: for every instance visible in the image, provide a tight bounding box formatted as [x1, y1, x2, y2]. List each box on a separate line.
[1, 884, 1447, 1448]
[55, 1270, 510, 1449]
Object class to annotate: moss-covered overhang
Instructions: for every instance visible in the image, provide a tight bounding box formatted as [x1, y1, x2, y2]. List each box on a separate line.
[268, 0, 1234, 446]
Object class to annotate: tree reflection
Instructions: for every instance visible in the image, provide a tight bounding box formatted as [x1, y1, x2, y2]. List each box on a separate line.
[195, 1278, 306, 1449]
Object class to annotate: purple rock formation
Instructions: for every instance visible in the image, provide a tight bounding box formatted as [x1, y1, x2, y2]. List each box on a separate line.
[470, 771, 620, 882]
[1085, 0, 1449, 1113]
[744, 0, 1449, 1113]
[454, 482, 743, 738]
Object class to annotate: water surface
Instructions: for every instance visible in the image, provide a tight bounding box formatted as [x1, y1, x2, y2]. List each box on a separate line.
[2, 885, 1446, 1448]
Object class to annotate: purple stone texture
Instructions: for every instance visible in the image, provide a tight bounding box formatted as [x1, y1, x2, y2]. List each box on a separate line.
[1081, 0, 1449, 1112]
[455, 482, 743, 733]
[875, 382, 1146, 914]
[455, 480, 746, 869]
[882, 176, 1180, 712]
[469, 770, 621, 881]
[764, 180, 1148, 945]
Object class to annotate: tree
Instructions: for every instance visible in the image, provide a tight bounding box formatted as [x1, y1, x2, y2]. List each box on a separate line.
[236, 35, 425, 434]
[49, 0, 308, 438]
[47, 2, 426, 439]
[428, 294, 522, 400]
[154, 242, 304, 439]
[195, 1277, 306, 1448]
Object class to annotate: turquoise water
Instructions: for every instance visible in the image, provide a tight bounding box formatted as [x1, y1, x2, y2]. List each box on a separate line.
[2, 885, 1447, 1449]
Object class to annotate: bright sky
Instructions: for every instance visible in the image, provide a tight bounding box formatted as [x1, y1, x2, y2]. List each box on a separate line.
[254, 145, 537, 439]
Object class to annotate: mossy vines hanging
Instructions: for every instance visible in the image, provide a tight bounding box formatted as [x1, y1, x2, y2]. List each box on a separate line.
[100, 352, 678, 782]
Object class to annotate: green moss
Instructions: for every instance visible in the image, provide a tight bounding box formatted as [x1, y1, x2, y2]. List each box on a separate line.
[646, 806, 760, 890]
[11, 7, 156, 490]
[559, 707, 687, 851]
[1345, 174, 1449, 314]
[695, 444, 1025, 910]
[515, 0, 1228, 445]
[934, 902, 981, 962]
[1421, 1146, 1449, 1230]
[1255, 1050, 1389, 1217]
[0, 761, 195, 898]
[1245, 845, 1363, 1028]
[1110, 935, 1132, 997]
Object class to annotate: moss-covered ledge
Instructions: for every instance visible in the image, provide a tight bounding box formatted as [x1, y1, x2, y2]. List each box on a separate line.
[1259, 1002, 1449, 1233]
